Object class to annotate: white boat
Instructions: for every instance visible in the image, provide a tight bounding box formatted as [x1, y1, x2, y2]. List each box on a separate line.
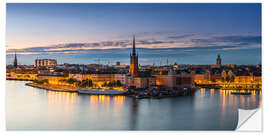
[78, 88, 128, 95]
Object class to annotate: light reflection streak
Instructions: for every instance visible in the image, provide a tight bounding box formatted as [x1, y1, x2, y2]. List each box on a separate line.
[46, 91, 78, 127]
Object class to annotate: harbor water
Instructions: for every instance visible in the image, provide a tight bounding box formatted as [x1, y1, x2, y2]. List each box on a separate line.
[6, 80, 261, 130]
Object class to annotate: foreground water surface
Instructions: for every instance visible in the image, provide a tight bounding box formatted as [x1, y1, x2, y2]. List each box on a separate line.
[6, 80, 261, 130]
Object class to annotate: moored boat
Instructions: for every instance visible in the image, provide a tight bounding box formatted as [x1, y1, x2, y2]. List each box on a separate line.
[231, 91, 252, 95]
[78, 87, 128, 95]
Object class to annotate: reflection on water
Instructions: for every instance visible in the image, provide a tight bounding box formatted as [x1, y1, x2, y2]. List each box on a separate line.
[6, 81, 261, 130]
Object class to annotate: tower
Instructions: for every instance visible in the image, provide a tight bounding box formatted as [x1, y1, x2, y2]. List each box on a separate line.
[216, 54, 221, 68]
[13, 51, 18, 68]
[129, 35, 139, 77]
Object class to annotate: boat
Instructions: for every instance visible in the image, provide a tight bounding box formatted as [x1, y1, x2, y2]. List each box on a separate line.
[231, 91, 252, 95]
[77, 87, 128, 95]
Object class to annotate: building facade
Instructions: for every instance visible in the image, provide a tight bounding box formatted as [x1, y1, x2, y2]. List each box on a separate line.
[37, 73, 66, 85]
[69, 73, 128, 87]
[35, 59, 57, 68]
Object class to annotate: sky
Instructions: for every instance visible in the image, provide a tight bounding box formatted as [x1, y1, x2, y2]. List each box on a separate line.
[6, 3, 261, 65]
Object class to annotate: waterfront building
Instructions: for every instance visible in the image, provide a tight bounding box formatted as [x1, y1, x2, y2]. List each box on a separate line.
[114, 74, 128, 86]
[133, 77, 156, 89]
[129, 35, 139, 77]
[193, 72, 207, 84]
[37, 73, 67, 85]
[152, 70, 181, 89]
[233, 71, 261, 84]
[35, 59, 57, 68]
[69, 73, 128, 87]
[6, 72, 37, 80]
[179, 72, 194, 88]
[209, 71, 222, 82]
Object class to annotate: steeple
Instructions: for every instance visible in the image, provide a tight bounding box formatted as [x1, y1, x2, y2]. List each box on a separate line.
[216, 54, 221, 68]
[129, 35, 139, 77]
[13, 51, 18, 68]
[132, 35, 136, 56]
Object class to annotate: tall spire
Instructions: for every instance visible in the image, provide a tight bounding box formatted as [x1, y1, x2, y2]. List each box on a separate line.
[132, 34, 136, 56]
[13, 51, 18, 68]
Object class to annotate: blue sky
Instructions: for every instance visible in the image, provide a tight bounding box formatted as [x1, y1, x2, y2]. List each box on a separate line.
[6, 3, 261, 65]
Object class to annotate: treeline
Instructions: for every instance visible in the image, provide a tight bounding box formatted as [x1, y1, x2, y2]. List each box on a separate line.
[61, 78, 93, 88]
[221, 76, 235, 83]
[33, 78, 123, 88]
[33, 79, 48, 84]
[102, 80, 122, 87]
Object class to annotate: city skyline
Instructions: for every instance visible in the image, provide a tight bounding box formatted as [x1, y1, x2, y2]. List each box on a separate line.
[5, 3, 262, 131]
[6, 3, 261, 65]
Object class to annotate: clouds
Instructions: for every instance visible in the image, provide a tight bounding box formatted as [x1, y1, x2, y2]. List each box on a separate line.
[167, 34, 196, 39]
[191, 35, 261, 45]
[6, 33, 261, 55]
[188, 35, 261, 51]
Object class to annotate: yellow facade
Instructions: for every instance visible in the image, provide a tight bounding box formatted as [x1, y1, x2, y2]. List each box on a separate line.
[6, 72, 37, 80]
[69, 73, 127, 87]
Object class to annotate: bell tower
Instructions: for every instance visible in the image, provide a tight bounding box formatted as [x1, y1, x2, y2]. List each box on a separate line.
[216, 54, 221, 68]
[129, 35, 139, 77]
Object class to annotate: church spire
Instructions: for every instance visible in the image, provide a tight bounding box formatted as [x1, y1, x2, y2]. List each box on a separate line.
[129, 35, 139, 77]
[132, 34, 136, 56]
[14, 51, 18, 68]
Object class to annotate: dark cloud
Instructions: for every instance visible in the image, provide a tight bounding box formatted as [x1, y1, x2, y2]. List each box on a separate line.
[191, 35, 261, 45]
[137, 40, 175, 45]
[214, 35, 261, 43]
[168, 34, 196, 39]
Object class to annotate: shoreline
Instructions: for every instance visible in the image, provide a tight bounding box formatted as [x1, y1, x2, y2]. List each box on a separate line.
[25, 83, 78, 93]
[6, 78, 34, 81]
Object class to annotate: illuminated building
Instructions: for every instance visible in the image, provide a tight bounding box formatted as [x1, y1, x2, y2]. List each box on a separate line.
[153, 70, 181, 88]
[133, 77, 156, 89]
[37, 73, 66, 85]
[193, 73, 207, 84]
[173, 62, 179, 69]
[69, 73, 128, 87]
[35, 59, 57, 68]
[6, 72, 37, 80]
[129, 35, 139, 77]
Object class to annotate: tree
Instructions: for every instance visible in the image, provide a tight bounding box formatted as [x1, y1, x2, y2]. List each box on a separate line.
[102, 82, 108, 87]
[78, 79, 92, 88]
[225, 76, 230, 82]
[67, 78, 77, 84]
[221, 77, 225, 82]
[108, 82, 112, 87]
[63, 72, 69, 77]
[230, 76, 235, 82]
[116, 80, 122, 87]
[33, 79, 48, 85]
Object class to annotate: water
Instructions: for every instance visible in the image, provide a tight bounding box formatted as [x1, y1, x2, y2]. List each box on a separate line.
[6, 80, 261, 130]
